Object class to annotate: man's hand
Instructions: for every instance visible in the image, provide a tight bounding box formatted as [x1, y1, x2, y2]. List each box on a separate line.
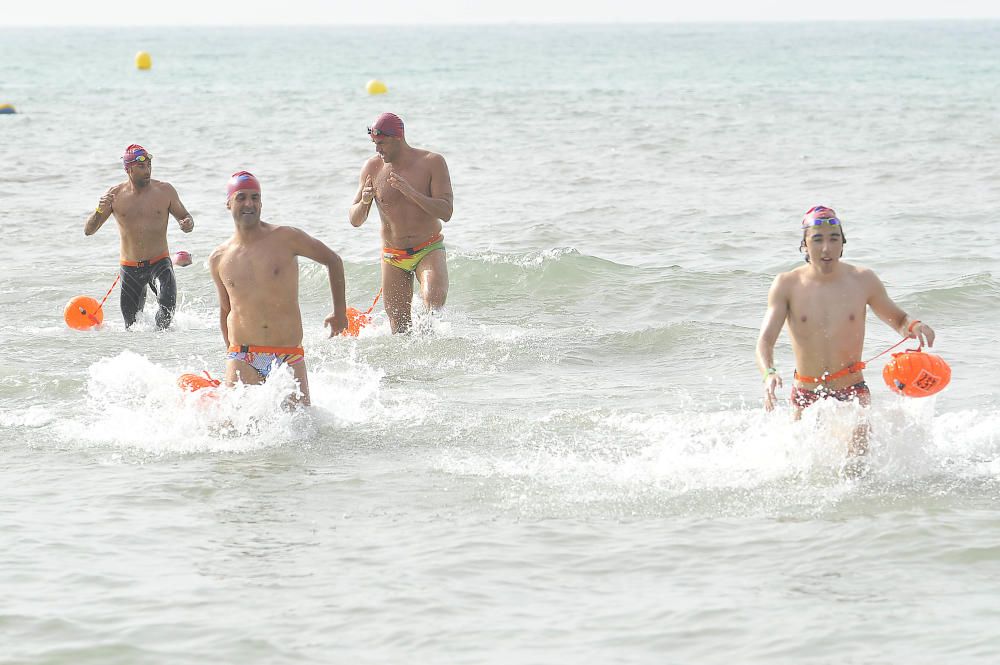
[763, 372, 783, 412]
[97, 190, 115, 214]
[910, 321, 936, 348]
[324, 310, 348, 337]
[178, 216, 194, 233]
[360, 175, 375, 204]
[387, 171, 418, 199]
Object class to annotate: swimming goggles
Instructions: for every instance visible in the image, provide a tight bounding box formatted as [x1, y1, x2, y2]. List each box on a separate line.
[124, 153, 151, 164]
[367, 126, 396, 137]
[802, 217, 841, 227]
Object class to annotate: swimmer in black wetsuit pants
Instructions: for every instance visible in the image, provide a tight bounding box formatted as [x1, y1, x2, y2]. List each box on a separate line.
[84, 144, 194, 329]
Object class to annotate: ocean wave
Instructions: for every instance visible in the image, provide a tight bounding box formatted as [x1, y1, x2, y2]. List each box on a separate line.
[907, 272, 1000, 311]
[433, 397, 1000, 519]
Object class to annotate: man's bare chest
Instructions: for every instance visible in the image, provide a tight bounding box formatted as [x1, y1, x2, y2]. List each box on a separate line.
[221, 248, 297, 290]
[115, 193, 168, 225]
[374, 165, 429, 204]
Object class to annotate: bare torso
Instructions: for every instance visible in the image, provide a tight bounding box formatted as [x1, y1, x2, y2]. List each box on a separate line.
[782, 263, 872, 389]
[108, 179, 176, 261]
[212, 224, 304, 347]
[368, 151, 442, 248]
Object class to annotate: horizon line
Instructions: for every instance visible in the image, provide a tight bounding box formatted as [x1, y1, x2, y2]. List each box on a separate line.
[3, 17, 1000, 27]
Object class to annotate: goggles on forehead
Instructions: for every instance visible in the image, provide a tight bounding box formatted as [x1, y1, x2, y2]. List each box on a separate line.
[802, 216, 841, 227]
[367, 126, 397, 137]
[124, 153, 151, 164]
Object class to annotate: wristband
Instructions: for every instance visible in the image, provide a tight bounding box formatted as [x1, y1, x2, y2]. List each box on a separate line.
[907, 319, 922, 334]
[762, 367, 778, 382]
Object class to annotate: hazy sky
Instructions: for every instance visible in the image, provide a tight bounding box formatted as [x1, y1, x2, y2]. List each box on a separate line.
[2, 0, 999, 25]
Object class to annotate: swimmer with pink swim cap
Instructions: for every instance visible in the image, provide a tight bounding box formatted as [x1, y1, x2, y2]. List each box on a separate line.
[225, 171, 264, 230]
[226, 170, 261, 200]
[172, 250, 192, 267]
[210, 168, 349, 405]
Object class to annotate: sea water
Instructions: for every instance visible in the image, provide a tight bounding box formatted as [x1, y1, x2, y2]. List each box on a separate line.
[1, 22, 999, 664]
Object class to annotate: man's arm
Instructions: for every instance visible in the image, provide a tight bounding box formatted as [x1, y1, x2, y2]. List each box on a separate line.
[866, 270, 936, 347]
[289, 228, 348, 336]
[209, 250, 231, 347]
[349, 166, 376, 228]
[388, 154, 453, 222]
[756, 274, 790, 412]
[84, 189, 115, 235]
[166, 184, 194, 233]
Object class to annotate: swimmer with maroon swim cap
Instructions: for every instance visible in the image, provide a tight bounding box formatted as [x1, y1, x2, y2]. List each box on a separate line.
[368, 112, 404, 139]
[349, 112, 455, 334]
[83, 144, 195, 329]
[210, 169, 348, 406]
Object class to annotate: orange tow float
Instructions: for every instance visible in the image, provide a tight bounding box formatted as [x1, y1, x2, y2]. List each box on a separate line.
[343, 288, 381, 336]
[178, 371, 221, 393]
[63, 296, 104, 330]
[882, 346, 951, 398]
[63, 272, 121, 330]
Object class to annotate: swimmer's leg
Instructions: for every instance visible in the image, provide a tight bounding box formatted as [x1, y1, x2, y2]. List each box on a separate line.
[842, 424, 872, 479]
[119, 267, 148, 328]
[289, 360, 311, 407]
[381, 260, 415, 334]
[150, 260, 177, 329]
[847, 387, 873, 457]
[414, 248, 448, 311]
[226, 358, 265, 388]
[842, 389, 873, 478]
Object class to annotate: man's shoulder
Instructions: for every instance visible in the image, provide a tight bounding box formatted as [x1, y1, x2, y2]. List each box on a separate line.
[265, 223, 311, 244]
[838, 262, 879, 282]
[150, 179, 177, 194]
[210, 235, 237, 255]
[208, 240, 233, 268]
[418, 148, 446, 163]
[776, 265, 808, 283]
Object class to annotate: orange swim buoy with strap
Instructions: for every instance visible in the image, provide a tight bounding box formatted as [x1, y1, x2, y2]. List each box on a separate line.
[64, 296, 104, 330]
[882, 347, 951, 398]
[343, 288, 382, 337]
[64, 272, 121, 331]
[178, 371, 221, 393]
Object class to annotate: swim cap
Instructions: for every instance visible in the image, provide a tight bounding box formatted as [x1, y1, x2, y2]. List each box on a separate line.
[226, 171, 261, 200]
[122, 144, 152, 168]
[802, 205, 837, 222]
[369, 112, 404, 138]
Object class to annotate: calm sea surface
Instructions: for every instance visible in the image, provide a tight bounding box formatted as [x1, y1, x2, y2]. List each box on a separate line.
[1, 22, 999, 664]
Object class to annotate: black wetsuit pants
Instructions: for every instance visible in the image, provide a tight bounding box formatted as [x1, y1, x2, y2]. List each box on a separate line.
[120, 257, 176, 329]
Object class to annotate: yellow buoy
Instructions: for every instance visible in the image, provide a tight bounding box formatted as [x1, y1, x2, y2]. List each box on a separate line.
[366, 79, 388, 95]
[135, 51, 152, 70]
